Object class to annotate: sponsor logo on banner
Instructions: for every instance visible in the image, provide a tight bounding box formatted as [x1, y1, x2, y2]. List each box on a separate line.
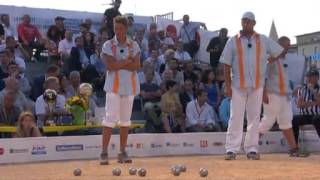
[183, 142, 194, 147]
[85, 145, 102, 149]
[212, 142, 224, 147]
[200, 140, 208, 148]
[9, 148, 28, 154]
[166, 142, 180, 147]
[0, 148, 4, 155]
[56, 144, 84, 152]
[31, 145, 47, 155]
[151, 143, 162, 148]
[136, 143, 144, 149]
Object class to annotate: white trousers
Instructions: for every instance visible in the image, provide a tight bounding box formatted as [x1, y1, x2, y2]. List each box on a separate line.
[259, 93, 293, 134]
[102, 92, 134, 127]
[225, 87, 263, 153]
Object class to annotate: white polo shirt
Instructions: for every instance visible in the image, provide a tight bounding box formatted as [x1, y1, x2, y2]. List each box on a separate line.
[219, 32, 283, 89]
[186, 99, 216, 128]
[102, 37, 141, 96]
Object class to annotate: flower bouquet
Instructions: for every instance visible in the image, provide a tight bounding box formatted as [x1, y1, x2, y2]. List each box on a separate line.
[65, 95, 89, 125]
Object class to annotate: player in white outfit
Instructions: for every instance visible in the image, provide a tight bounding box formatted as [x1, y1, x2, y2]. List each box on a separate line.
[100, 16, 140, 165]
[220, 11, 284, 160]
[259, 36, 301, 157]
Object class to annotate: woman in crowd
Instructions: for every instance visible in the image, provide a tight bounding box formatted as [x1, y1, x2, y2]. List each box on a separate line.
[83, 31, 95, 58]
[200, 69, 221, 108]
[15, 111, 41, 138]
[161, 80, 185, 133]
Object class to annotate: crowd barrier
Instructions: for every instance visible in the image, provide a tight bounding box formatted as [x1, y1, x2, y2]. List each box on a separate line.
[0, 131, 319, 164]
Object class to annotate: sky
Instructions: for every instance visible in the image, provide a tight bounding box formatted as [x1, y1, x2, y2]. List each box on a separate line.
[0, 0, 319, 43]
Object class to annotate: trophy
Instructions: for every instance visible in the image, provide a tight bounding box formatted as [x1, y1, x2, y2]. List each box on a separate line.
[79, 83, 93, 125]
[43, 89, 57, 126]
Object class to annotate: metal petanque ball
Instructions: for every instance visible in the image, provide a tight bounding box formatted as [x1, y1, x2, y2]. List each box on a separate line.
[180, 165, 187, 172]
[129, 167, 137, 175]
[199, 168, 208, 177]
[73, 168, 82, 176]
[138, 168, 147, 177]
[171, 166, 181, 176]
[112, 168, 121, 176]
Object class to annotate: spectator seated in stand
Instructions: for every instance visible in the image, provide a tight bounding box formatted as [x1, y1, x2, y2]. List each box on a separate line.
[58, 30, 75, 74]
[0, 90, 21, 126]
[219, 96, 230, 131]
[174, 38, 192, 64]
[140, 69, 162, 133]
[179, 78, 195, 113]
[35, 77, 68, 127]
[158, 30, 175, 49]
[167, 58, 184, 87]
[1, 14, 17, 39]
[186, 89, 221, 132]
[31, 64, 60, 101]
[183, 61, 198, 84]
[17, 14, 44, 61]
[138, 61, 162, 86]
[200, 69, 221, 109]
[145, 48, 165, 74]
[0, 76, 33, 112]
[161, 80, 185, 133]
[69, 36, 89, 73]
[14, 111, 41, 138]
[5, 36, 30, 61]
[66, 71, 97, 115]
[5, 62, 31, 96]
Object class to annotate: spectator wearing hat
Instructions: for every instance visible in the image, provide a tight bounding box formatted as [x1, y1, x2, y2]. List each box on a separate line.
[102, 0, 122, 39]
[292, 69, 320, 145]
[54, 16, 66, 40]
[220, 11, 285, 160]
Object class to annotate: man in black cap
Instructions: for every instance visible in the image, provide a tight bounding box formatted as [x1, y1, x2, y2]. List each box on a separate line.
[292, 69, 320, 146]
[102, 0, 122, 39]
[54, 16, 66, 40]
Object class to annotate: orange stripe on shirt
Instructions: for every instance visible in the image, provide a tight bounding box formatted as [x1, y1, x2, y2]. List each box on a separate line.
[128, 41, 137, 95]
[236, 34, 245, 89]
[131, 73, 137, 95]
[111, 40, 120, 93]
[277, 61, 286, 95]
[255, 33, 261, 89]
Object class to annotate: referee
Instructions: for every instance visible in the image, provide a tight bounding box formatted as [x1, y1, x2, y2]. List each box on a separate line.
[293, 69, 320, 144]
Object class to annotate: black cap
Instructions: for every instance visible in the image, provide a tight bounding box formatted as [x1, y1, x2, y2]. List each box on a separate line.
[307, 69, 319, 77]
[55, 16, 65, 21]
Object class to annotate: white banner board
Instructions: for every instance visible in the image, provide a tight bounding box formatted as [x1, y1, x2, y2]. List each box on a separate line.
[0, 131, 319, 164]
